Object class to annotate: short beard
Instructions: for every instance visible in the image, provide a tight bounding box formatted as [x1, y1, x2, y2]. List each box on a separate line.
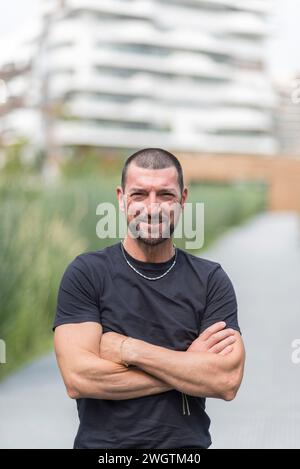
[133, 223, 175, 247]
[137, 236, 167, 247]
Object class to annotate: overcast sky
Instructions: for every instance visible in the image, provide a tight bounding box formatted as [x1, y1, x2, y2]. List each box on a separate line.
[0, 0, 300, 78]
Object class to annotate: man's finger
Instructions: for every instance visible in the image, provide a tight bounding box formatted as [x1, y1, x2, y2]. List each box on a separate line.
[206, 328, 235, 348]
[209, 335, 236, 354]
[199, 321, 226, 341]
[219, 345, 234, 356]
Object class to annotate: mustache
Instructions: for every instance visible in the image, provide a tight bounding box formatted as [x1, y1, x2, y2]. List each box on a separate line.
[135, 215, 169, 224]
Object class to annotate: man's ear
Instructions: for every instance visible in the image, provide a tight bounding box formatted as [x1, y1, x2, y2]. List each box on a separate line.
[116, 186, 126, 213]
[181, 187, 188, 207]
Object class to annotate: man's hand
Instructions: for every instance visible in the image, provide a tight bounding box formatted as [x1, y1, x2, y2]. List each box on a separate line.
[99, 331, 128, 364]
[120, 324, 245, 400]
[187, 321, 237, 356]
[100, 321, 236, 366]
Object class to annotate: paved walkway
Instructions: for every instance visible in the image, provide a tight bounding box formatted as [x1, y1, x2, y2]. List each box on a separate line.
[0, 353, 77, 448]
[0, 212, 299, 448]
[204, 212, 300, 448]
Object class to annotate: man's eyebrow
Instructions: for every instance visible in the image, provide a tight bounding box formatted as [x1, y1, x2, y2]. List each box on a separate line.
[128, 187, 148, 192]
[128, 187, 177, 194]
[157, 188, 177, 194]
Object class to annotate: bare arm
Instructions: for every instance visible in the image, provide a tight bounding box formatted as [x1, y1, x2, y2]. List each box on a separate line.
[54, 322, 172, 400]
[99, 322, 245, 401]
[121, 330, 245, 400]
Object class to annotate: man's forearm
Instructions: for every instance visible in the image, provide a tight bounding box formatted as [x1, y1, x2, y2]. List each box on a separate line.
[67, 350, 172, 400]
[122, 338, 239, 400]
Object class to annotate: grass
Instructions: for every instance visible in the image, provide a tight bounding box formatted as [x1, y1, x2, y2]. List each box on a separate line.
[0, 171, 266, 381]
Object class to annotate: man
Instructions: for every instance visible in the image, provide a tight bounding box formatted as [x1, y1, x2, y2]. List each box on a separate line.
[53, 148, 245, 449]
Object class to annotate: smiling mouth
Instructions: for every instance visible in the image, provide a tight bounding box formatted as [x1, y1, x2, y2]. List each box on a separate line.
[140, 221, 165, 227]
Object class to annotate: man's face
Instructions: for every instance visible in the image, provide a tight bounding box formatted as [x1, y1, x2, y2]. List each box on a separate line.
[118, 163, 187, 246]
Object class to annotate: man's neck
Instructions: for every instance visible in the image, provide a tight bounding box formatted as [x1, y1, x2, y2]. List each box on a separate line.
[122, 237, 175, 263]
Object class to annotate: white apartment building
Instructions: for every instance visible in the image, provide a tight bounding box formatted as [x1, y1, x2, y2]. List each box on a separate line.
[0, 0, 277, 155]
[0, 25, 43, 148]
[274, 76, 300, 155]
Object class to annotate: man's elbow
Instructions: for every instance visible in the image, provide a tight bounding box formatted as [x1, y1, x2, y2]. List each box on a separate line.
[220, 369, 243, 402]
[67, 385, 80, 400]
[222, 386, 238, 402]
[65, 373, 82, 400]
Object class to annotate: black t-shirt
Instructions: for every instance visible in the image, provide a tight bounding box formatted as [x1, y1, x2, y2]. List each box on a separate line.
[53, 241, 240, 449]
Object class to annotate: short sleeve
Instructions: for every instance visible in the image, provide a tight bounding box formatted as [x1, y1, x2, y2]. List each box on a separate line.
[200, 264, 241, 334]
[53, 255, 101, 331]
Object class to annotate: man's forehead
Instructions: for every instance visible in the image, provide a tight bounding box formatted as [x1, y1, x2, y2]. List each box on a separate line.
[126, 164, 178, 188]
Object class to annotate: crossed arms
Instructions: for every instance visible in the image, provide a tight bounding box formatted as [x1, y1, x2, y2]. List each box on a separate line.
[54, 320, 245, 402]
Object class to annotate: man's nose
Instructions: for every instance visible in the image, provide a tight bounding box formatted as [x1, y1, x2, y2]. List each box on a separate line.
[147, 193, 161, 219]
[148, 191, 158, 206]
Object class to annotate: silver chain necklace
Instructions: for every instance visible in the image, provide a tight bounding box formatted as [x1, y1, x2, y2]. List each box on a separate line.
[120, 240, 177, 281]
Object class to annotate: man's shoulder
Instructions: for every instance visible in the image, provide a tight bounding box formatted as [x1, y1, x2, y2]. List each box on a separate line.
[67, 242, 120, 273]
[179, 247, 221, 277]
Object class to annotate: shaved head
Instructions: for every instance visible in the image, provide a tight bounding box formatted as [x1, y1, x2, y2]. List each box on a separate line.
[121, 148, 184, 193]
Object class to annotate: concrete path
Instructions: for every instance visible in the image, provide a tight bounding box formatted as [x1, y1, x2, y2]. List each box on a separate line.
[0, 212, 299, 448]
[0, 353, 78, 448]
[203, 212, 300, 449]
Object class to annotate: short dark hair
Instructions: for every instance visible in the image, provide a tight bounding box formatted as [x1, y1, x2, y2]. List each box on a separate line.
[121, 148, 184, 193]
